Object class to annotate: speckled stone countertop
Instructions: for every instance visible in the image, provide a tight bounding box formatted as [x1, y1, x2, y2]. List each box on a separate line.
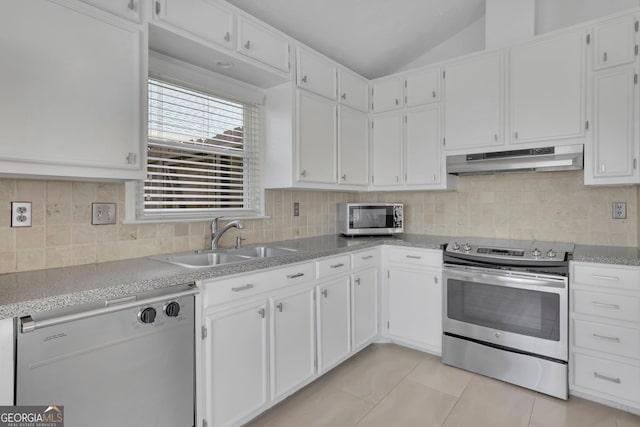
[573, 244, 640, 266]
[0, 233, 448, 320]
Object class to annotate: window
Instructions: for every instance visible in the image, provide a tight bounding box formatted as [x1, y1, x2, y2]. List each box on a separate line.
[135, 77, 261, 220]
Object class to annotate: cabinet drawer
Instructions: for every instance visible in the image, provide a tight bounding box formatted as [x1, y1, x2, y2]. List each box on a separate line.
[352, 249, 379, 269]
[203, 262, 314, 307]
[573, 352, 640, 403]
[573, 290, 640, 323]
[574, 319, 640, 360]
[572, 264, 640, 291]
[387, 247, 442, 268]
[317, 255, 351, 279]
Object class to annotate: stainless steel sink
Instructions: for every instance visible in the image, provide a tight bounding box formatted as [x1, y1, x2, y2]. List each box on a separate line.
[152, 245, 298, 268]
[232, 246, 298, 258]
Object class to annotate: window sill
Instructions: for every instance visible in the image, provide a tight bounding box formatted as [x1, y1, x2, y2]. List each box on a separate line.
[121, 215, 270, 225]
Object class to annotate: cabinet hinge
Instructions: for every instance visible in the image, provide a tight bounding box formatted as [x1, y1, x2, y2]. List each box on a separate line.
[634, 158, 637, 170]
[371, 175, 375, 183]
[586, 33, 590, 45]
[387, 321, 390, 329]
[585, 121, 589, 131]
[314, 359, 317, 369]
[387, 270, 390, 279]
[155, 0, 161, 15]
[203, 420, 208, 427]
[442, 138, 446, 146]
[201, 326, 207, 340]
[404, 79, 407, 88]
[404, 115, 407, 123]
[442, 70, 445, 79]
[371, 121, 374, 129]
[636, 20, 639, 32]
[126, 152, 136, 164]
[636, 45, 639, 56]
[635, 74, 638, 85]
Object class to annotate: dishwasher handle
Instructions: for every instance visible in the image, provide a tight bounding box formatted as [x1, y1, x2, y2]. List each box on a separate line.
[20, 286, 198, 334]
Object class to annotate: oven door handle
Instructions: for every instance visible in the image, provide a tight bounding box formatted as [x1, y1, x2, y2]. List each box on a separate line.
[443, 266, 567, 289]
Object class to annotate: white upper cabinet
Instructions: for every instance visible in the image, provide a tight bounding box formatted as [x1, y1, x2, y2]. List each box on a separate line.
[371, 112, 403, 186]
[405, 106, 442, 186]
[593, 15, 637, 70]
[585, 67, 637, 185]
[405, 67, 440, 107]
[338, 69, 369, 112]
[372, 76, 404, 112]
[296, 47, 337, 100]
[338, 106, 369, 186]
[0, 0, 145, 180]
[81, 0, 142, 22]
[237, 15, 290, 72]
[444, 51, 504, 152]
[153, 0, 235, 49]
[509, 29, 587, 145]
[296, 90, 337, 184]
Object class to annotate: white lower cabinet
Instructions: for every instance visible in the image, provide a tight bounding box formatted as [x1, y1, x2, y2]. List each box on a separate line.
[351, 268, 378, 351]
[0, 317, 13, 405]
[384, 247, 443, 355]
[570, 262, 640, 412]
[270, 286, 317, 400]
[316, 278, 351, 373]
[203, 300, 268, 427]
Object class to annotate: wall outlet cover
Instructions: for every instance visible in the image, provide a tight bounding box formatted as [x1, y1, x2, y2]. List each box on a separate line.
[613, 202, 627, 219]
[92, 202, 117, 225]
[11, 201, 32, 227]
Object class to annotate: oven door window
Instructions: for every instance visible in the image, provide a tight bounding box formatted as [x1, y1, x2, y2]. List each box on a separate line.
[447, 279, 560, 341]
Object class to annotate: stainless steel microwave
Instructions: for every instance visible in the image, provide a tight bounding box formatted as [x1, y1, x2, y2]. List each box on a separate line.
[338, 203, 403, 236]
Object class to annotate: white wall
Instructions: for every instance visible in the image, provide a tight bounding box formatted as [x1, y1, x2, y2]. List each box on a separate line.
[486, 0, 535, 49]
[535, 0, 640, 34]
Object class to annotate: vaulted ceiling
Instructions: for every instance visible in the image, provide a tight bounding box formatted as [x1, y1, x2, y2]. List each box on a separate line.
[225, 0, 486, 79]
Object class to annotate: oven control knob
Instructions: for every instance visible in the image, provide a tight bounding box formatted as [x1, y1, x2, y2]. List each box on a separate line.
[462, 243, 472, 252]
[546, 249, 557, 258]
[451, 242, 460, 251]
[532, 248, 541, 257]
[138, 307, 157, 324]
[164, 301, 181, 317]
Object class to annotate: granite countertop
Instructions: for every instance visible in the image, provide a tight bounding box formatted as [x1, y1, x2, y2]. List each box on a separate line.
[573, 244, 640, 266]
[0, 233, 448, 320]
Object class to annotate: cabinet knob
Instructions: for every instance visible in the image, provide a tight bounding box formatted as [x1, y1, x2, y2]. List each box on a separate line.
[341, 93, 346, 100]
[224, 32, 230, 42]
[434, 276, 438, 284]
[301, 75, 307, 83]
[155, 1, 161, 15]
[514, 131, 519, 140]
[432, 91, 436, 98]
[244, 40, 251, 50]
[276, 302, 283, 312]
[603, 51, 608, 62]
[395, 98, 399, 105]
[128, 0, 136, 10]
[354, 277, 361, 285]
[258, 308, 265, 318]
[300, 169, 306, 177]
[432, 174, 437, 182]
[341, 174, 346, 181]
[494, 134, 498, 142]
[321, 289, 328, 298]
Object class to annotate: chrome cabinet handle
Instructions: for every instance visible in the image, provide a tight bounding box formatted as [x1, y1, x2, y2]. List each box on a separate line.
[258, 308, 265, 318]
[362, 255, 373, 260]
[591, 274, 619, 281]
[301, 75, 308, 83]
[341, 93, 346, 100]
[287, 273, 304, 279]
[406, 255, 422, 259]
[354, 277, 361, 285]
[276, 302, 283, 312]
[244, 40, 251, 49]
[330, 263, 345, 269]
[232, 284, 254, 292]
[594, 372, 620, 384]
[321, 289, 328, 298]
[224, 32, 230, 42]
[592, 333, 620, 342]
[592, 301, 620, 309]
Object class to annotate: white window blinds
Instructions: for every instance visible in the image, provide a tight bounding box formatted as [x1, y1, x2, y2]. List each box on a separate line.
[141, 78, 261, 218]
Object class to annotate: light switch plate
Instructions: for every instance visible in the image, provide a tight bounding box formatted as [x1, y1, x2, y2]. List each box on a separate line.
[11, 202, 32, 227]
[92, 202, 117, 225]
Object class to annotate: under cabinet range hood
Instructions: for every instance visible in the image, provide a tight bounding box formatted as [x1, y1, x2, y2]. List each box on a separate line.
[446, 144, 584, 175]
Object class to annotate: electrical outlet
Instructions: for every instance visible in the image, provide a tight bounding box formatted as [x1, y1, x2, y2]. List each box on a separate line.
[92, 202, 117, 225]
[613, 202, 627, 219]
[293, 202, 300, 217]
[11, 202, 32, 227]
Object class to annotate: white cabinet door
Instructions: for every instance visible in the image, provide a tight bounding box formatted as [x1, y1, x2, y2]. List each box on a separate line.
[388, 268, 442, 353]
[82, 0, 142, 22]
[237, 16, 290, 72]
[444, 51, 504, 151]
[0, 0, 144, 180]
[317, 278, 351, 373]
[352, 268, 378, 351]
[153, 0, 234, 49]
[586, 67, 637, 185]
[510, 29, 586, 144]
[371, 113, 403, 186]
[593, 15, 636, 70]
[372, 76, 404, 112]
[405, 106, 441, 185]
[338, 106, 369, 186]
[339, 69, 369, 112]
[205, 301, 268, 427]
[0, 318, 13, 405]
[270, 287, 316, 400]
[297, 47, 337, 100]
[297, 90, 337, 184]
[405, 67, 440, 107]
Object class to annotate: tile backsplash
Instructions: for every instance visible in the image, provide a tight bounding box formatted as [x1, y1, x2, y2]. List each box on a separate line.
[0, 171, 637, 274]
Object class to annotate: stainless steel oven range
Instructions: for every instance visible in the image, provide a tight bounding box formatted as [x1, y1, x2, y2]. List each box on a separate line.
[442, 238, 574, 399]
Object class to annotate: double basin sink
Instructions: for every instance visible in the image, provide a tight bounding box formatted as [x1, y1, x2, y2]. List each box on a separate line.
[153, 245, 299, 269]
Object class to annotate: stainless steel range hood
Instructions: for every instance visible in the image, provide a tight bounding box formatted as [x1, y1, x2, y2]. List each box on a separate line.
[446, 144, 583, 175]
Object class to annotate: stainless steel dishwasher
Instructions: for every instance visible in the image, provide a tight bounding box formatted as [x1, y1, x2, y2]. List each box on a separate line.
[15, 283, 197, 427]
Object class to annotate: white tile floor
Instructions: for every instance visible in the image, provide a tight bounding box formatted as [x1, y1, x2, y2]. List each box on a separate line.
[246, 344, 640, 427]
